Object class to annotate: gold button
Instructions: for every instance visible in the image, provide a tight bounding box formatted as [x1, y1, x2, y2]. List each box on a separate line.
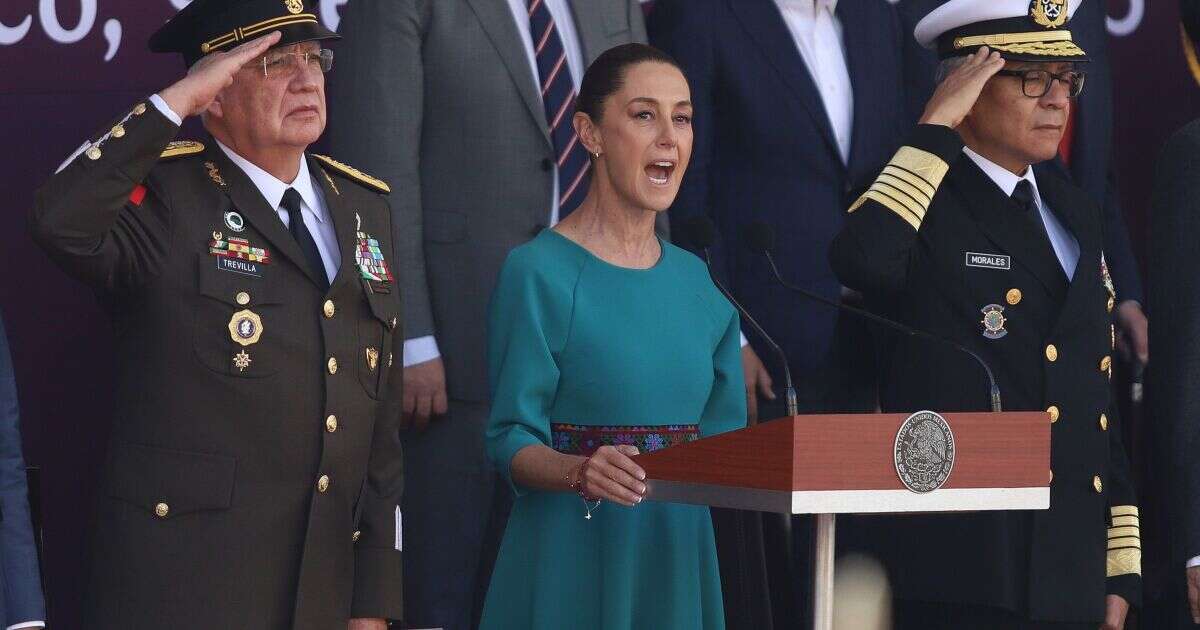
[1006, 289, 1022, 305]
[317, 475, 330, 493]
[352, 530, 361, 542]
[133, 102, 147, 115]
[1100, 414, 1108, 431]
[323, 300, 335, 318]
[1100, 355, 1112, 373]
[111, 124, 126, 138]
[235, 291, 250, 305]
[327, 357, 338, 374]
[1045, 344, 1058, 362]
[326, 415, 338, 433]
[1093, 475, 1103, 493]
[155, 502, 169, 518]
[86, 146, 102, 160]
[1107, 296, 1115, 313]
[1047, 405, 1060, 423]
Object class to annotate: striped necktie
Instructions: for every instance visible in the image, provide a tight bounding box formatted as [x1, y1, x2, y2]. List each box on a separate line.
[528, 0, 590, 218]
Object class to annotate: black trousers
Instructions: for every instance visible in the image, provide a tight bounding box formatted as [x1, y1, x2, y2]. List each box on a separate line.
[893, 601, 1096, 630]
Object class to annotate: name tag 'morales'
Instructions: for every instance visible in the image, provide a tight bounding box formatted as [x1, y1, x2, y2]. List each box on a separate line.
[965, 252, 1011, 271]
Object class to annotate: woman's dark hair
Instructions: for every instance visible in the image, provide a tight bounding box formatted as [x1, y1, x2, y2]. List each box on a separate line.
[576, 43, 686, 122]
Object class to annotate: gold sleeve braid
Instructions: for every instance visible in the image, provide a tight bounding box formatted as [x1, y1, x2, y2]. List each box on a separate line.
[1107, 505, 1142, 577]
[848, 146, 950, 230]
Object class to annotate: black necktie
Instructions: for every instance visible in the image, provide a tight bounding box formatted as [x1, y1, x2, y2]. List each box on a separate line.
[1011, 179, 1054, 253]
[281, 188, 328, 289]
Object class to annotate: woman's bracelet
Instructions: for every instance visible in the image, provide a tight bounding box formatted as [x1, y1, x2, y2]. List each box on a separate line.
[567, 456, 602, 519]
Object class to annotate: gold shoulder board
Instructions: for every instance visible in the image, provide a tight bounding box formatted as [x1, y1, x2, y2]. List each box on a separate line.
[311, 154, 391, 194]
[160, 140, 205, 160]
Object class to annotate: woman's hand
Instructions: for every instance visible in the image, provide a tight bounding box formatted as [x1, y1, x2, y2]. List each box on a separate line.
[579, 445, 647, 507]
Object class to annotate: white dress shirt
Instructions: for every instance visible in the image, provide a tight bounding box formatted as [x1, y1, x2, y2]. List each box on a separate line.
[774, 0, 854, 164]
[404, 0, 586, 368]
[963, 147, 1080, 279]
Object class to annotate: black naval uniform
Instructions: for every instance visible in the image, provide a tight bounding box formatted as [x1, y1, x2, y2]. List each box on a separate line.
[829, 124, 1141, 625]
[31, 100, 404, 629]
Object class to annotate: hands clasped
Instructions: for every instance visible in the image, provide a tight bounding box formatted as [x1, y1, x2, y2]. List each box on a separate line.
[573, 445, 648, 507]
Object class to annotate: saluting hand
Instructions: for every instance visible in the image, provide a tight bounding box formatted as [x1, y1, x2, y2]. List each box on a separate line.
[919, 46, 1006, 129]
[159, 30, 282, 118]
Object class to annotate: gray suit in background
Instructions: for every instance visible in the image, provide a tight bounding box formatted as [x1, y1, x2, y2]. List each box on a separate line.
[328, 2, 648, 628]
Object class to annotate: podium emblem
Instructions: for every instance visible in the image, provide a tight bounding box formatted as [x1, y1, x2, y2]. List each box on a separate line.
[894, 411, 956, 493]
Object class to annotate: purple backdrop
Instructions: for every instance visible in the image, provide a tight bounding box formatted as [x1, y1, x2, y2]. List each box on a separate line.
[0, 0, 1196, 626]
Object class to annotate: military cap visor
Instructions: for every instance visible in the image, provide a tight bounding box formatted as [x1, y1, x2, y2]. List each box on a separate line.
[915, 0, 1090, 63]
[149, 0, 340, 67]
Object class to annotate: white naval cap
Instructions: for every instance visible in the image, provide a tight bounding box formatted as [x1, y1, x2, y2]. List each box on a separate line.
[914, 0, 1088, 62]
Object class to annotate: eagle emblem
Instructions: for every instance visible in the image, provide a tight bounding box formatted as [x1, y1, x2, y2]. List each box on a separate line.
[284, 0, 304, 15]
[1030, 0, 1068, 29]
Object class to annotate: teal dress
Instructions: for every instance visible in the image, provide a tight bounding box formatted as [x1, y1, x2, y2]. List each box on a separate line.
[480, 229, 746, 630]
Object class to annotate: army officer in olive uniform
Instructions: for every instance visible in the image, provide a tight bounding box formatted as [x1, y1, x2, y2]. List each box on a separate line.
[830, 1, 1139, 628]
[30, 1, 403, 628]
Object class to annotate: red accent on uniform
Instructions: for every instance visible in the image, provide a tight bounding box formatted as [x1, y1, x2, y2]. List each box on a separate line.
[1058, 106, 1076, 167]
[128, 184, 147, 206]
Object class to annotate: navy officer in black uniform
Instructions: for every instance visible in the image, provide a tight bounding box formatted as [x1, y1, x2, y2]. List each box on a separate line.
[830, 0, 1140, 628]
[30, 1, 404, 628]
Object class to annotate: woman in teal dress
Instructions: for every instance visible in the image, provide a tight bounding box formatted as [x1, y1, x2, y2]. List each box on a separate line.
[480, 44, 746, 630]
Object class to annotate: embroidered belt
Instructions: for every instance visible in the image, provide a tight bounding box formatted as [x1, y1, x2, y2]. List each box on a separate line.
[550, 423, 699, 456]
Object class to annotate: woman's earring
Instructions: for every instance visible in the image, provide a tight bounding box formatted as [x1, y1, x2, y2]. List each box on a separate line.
[592, 151, 601, 159]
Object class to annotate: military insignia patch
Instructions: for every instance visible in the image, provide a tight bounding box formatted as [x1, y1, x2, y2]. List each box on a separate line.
[1100, 253, 1116, 297]
[224, 211, 246, 232]
[355, 213, 395, 284]
[228, 309, 264, 346]
[204, 161, 227, 188]
[233, 350, 253, 372]
[365, 347, 379, 372]
[284, 0, 303, 14]
[1030, 0, 1068, 29]
[211, 233, 269, 277]
[894, 410, 956, 493]
[981, 304, 1008, 340]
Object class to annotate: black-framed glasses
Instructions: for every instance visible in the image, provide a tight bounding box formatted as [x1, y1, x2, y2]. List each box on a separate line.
[259, 48, 334, 78]
[995, 69, 1086, 98]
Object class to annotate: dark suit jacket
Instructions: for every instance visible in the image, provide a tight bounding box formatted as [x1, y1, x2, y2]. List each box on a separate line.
[31, 103, 405, 629]
[649, 0, 911, 381]
[0, 314, 46, 628]
[831, 124, 1141, 622]
[1148, 119, 1200, 570]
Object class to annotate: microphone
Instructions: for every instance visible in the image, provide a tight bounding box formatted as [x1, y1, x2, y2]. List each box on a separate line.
[680, 217, 799, 416]
[742, 221, 1003, 412]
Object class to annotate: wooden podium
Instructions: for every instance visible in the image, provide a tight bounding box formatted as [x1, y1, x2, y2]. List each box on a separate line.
[632, 411, 1050, 630]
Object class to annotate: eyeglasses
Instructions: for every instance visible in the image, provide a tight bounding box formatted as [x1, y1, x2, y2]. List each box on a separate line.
[995, 69, 1086, 98]
[258, 48, 333, 78]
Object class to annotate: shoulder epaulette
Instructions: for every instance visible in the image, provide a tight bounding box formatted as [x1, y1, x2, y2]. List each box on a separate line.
[311, 154, 391, 194]
[160, 140, 205, 161]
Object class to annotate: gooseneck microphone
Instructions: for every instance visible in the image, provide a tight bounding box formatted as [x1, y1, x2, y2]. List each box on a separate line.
[742, 221, 1003, 413]
[681, 217, 799, 416]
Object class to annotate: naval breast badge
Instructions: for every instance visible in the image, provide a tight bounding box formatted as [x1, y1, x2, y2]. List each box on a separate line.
[355, 212, 395, 287]
[981, 304, 1008, 340]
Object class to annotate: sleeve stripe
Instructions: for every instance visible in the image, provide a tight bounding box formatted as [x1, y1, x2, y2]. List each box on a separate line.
[890, 146, 950, 191]
[1107, 526, 1140, 539]
[1111, 515, 1139, 527]
[878, 171, 932, 207]
[1107, 537, 1141, 550]
[872, 180, 927, 220]
[855, 190, 922, 229]
[883, 164, 937, 199]
[1111, 505, 1139, 517]
[1107, 547, 1142, 577]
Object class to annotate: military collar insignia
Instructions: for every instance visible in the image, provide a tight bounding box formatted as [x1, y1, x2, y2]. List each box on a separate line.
[312, 154, 391, 193]
[981, 304, 1008, 340]
[321, 169, 340, 196]
[1030, 0, 1068, 29]
[204, 161, 227, 188]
